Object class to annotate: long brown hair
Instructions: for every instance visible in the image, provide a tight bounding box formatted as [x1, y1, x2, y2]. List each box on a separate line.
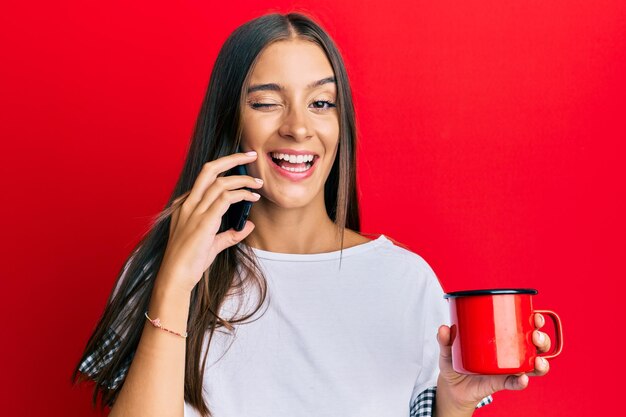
[72, 11, 360, 416]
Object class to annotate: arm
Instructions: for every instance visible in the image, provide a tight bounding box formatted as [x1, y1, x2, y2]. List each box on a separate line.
[108, 275, 191, 417]
[93, 153, 262, 416]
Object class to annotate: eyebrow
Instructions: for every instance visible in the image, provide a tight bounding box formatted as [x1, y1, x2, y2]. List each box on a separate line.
[247, 76, 336, 94]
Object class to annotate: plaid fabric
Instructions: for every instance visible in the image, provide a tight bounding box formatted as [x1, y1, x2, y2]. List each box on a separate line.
[78, 327, 130, 390]
[410, 386, 493, 416]
[78, 254, 149, 389]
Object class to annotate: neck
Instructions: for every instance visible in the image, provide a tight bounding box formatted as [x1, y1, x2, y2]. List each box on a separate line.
[244, 192, 343, 254]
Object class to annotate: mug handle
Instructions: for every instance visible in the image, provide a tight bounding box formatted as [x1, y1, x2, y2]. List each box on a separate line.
[533, 309, 564, 359]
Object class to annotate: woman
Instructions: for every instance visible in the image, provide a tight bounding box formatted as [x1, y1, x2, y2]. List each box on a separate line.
[74, 12, 552, 417]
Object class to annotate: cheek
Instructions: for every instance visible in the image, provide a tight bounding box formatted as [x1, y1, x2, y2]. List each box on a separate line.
[241, 118, 283, 160]
[315, 119, 339, 150]
[319, 121, 340, 161]
[240, 114, 259, 146]
[317, 116, 339, 138]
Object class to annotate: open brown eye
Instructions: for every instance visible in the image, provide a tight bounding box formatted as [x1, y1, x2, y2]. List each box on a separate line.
[310, 100, 336, 110]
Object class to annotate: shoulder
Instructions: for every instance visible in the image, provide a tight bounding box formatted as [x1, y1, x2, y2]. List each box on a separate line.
[375, 233, 436, 275]
[345, 230, 441, 289]
[373, 236, 448, 316]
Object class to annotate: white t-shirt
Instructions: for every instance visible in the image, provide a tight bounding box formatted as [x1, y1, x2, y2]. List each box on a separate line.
[184, 234, 450, 417]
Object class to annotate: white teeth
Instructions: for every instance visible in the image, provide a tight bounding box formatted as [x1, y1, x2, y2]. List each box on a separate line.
[280, 163, 312, 173]
[271, 152, 315, 163]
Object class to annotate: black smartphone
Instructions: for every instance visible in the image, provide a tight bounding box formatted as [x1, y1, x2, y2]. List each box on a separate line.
[223, 152, 254, 232]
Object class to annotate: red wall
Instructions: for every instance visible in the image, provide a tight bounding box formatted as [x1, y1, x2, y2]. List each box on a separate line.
[2, 1, 624, 415]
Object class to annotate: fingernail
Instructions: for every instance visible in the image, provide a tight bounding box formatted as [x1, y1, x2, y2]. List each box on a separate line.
[541, 357, 548, 367]
[254, 178, 264, 184]
[245, 151, 257, 156]
[537, 331, 545, 343]
[251, 192, 261, 198]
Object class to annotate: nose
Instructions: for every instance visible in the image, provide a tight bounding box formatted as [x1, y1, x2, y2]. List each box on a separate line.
[278, 104, 313, 142]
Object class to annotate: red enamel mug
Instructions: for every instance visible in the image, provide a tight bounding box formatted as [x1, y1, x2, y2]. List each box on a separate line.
[443, 288, 564, 374]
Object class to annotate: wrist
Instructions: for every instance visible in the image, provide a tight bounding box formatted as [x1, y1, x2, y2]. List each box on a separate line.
[435, 375, 477, 417]
[154, 267, 196, 297]
[150, 276, 192, 304]
[146, 281, 192, 337]
[150, 273, 193, 314]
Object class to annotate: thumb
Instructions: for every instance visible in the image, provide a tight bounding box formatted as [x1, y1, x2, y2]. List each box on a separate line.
[212, 220, 256, 254]
[437, 325, 454, 370]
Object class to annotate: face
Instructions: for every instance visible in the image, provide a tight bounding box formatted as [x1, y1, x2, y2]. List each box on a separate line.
[240, 39, 339, 209]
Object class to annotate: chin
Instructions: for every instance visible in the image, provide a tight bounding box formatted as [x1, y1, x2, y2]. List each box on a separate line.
[267, 192, 316, 210]
[274, 197, 312, 209]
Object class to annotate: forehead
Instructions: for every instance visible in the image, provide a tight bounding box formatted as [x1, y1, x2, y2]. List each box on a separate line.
[249, 40, 335, 88]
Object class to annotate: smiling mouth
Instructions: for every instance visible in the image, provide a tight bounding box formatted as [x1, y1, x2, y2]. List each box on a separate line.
[269, 152, 318, 173]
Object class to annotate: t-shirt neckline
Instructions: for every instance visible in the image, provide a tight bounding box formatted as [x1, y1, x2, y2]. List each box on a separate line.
[245, 234, 389, 262]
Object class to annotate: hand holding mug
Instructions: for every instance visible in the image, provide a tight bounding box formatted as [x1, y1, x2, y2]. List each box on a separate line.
[435, 288, 564, 412]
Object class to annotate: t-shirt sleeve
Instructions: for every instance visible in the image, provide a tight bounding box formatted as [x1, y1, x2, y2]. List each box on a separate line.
[409, 259, 450, 403]
[407, 257, 493, 416]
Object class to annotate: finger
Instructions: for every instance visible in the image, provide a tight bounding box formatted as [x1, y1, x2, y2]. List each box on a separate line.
[185, 151, 259, 211]
[526, 356, 550, 377]
[533, 330, 552, 353]
[202, 189, 262, 233]
[502, 373, 529, 391]
[534, 313, 545, 329]
[484, 372, 529, 392]
[210, 220, 256, 256]
[194, 175, 263, 215]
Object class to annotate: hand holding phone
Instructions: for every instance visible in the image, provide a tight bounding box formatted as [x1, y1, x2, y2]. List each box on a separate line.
[160, 151, 261, 292]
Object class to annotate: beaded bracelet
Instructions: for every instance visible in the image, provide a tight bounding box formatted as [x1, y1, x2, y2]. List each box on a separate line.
[144, 311, 188, 338]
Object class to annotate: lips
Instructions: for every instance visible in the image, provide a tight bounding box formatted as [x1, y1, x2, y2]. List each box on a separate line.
[264, 150, 319, 181]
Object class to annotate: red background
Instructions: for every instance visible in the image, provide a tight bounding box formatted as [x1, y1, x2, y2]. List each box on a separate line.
[2, 0, 625, 415]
